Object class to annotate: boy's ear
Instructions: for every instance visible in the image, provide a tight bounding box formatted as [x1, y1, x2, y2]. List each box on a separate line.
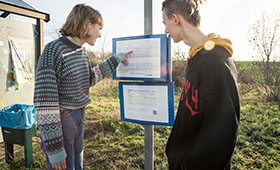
[172, 13, 180, 25]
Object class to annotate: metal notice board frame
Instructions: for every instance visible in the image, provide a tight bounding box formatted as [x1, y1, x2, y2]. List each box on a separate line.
[112, 34, 172, 82]
[119, 82, 174, 126]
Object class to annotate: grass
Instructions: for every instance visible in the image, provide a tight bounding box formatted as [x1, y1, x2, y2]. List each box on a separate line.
[232, 100, 280, 170]
[0, 78, 279, 169]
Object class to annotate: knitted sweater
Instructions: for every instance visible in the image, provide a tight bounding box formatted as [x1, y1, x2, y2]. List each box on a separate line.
[34, 36, 120, 164]
[166, 45, 240, 170]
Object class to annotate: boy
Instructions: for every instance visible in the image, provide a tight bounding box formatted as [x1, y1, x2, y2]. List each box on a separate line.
[162, 0, 240, 169]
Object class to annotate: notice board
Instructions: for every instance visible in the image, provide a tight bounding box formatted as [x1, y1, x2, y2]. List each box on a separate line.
[0, 17, 36, 108]
[119, 82, 174, 126]
[112, 34, 171, 81]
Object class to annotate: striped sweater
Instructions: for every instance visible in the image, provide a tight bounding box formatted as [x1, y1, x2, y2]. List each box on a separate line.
[34, 36, 120, 164]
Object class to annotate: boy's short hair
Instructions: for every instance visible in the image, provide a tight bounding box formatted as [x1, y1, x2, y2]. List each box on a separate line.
[60, 4, 103, 39]
[162, 0, 202, 26]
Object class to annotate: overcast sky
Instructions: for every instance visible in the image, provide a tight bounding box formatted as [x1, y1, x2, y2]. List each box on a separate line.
[19, 0, 280, 61]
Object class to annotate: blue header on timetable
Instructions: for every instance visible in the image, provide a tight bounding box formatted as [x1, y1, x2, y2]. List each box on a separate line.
[112, 34, 171, 82]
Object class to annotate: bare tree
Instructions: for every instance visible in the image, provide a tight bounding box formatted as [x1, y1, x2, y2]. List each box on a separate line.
[97, 33, 110, 58]
[172, 46, 187, 61]
[172, 46, 188, 88]
[44, 18, 61, 43]
[248, 10, 280, 101]
[92, 32, 111, 59]
[86, 34, 112, 68]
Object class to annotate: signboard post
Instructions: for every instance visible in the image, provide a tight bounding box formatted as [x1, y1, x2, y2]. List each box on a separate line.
[113, 0, 174, 169]
[116, 64, 174, 170]
[144, 1, 154, 169]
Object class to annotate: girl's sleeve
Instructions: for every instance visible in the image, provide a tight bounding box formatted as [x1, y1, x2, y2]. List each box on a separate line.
[34, 44, 66, 164]
[89, 55, 120, 86]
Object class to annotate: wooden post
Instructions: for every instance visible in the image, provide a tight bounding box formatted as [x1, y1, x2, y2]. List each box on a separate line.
[36, 18, 44, 68]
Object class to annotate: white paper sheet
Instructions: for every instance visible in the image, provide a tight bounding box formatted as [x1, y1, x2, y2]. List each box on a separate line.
[116, 38, 161, 78]
[123, 85, 169, 123]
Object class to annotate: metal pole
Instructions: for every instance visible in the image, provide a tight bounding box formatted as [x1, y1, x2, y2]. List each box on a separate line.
[144, 1, 154, 170]
[144, 0, 153, 35]
[144, 124, 154, 170]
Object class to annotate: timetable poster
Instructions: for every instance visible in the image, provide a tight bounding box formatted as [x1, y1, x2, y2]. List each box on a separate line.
[119, 82, 174, 126]
[117, 38, 160, 78]
[113, 34, 171, 81]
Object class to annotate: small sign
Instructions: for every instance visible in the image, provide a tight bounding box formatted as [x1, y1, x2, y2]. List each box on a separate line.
[119, 82, 174, 126]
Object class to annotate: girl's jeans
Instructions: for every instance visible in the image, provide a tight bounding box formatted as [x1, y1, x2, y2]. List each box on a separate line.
[41, 108, 85, 170]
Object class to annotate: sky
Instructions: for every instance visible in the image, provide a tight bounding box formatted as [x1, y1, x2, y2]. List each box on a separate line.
[15, 0, 280, 61]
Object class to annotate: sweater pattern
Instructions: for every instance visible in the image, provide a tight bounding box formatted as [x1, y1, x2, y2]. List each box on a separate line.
[34, 37, 119, 163]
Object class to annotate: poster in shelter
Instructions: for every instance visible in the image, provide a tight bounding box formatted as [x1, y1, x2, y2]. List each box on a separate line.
[9, 37, 35, 85]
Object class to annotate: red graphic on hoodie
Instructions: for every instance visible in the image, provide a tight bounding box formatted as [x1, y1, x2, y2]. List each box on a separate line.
[181, 78, 199, 116]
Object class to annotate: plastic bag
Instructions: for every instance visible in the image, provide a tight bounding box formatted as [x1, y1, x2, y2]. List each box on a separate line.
[0, 104, 36, 129]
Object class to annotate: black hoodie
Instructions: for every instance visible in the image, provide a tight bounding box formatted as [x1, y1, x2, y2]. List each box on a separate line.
[166, 45, 240, 170]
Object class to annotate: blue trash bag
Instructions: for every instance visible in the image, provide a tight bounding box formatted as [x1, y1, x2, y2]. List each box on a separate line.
[0, 104, 36, 129]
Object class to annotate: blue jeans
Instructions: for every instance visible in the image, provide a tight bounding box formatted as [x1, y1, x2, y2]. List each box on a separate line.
[41, 108, 85, 170]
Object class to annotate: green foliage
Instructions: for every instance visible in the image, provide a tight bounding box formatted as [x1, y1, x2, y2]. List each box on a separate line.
[236, 61, 280, 101]
[87, 50, 113, 68]
[232, 101, 280, 170]
[172, 60, 186, 88]
[84, 119, 146, 169]
[171, 47, 188, 88]
[247, 10, 280, 101]
[83, 111, 171, 170]
[235, 61, 256, 84]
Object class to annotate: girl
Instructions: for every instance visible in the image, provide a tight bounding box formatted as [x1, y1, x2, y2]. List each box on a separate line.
[34, 4, 132, 170]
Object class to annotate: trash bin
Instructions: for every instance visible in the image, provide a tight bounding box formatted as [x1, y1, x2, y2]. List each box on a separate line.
[0, 104, 37, 167]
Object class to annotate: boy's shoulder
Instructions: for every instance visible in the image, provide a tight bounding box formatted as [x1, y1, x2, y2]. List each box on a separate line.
[199, 45, 231, 64]
[200, 45, 237, 81]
